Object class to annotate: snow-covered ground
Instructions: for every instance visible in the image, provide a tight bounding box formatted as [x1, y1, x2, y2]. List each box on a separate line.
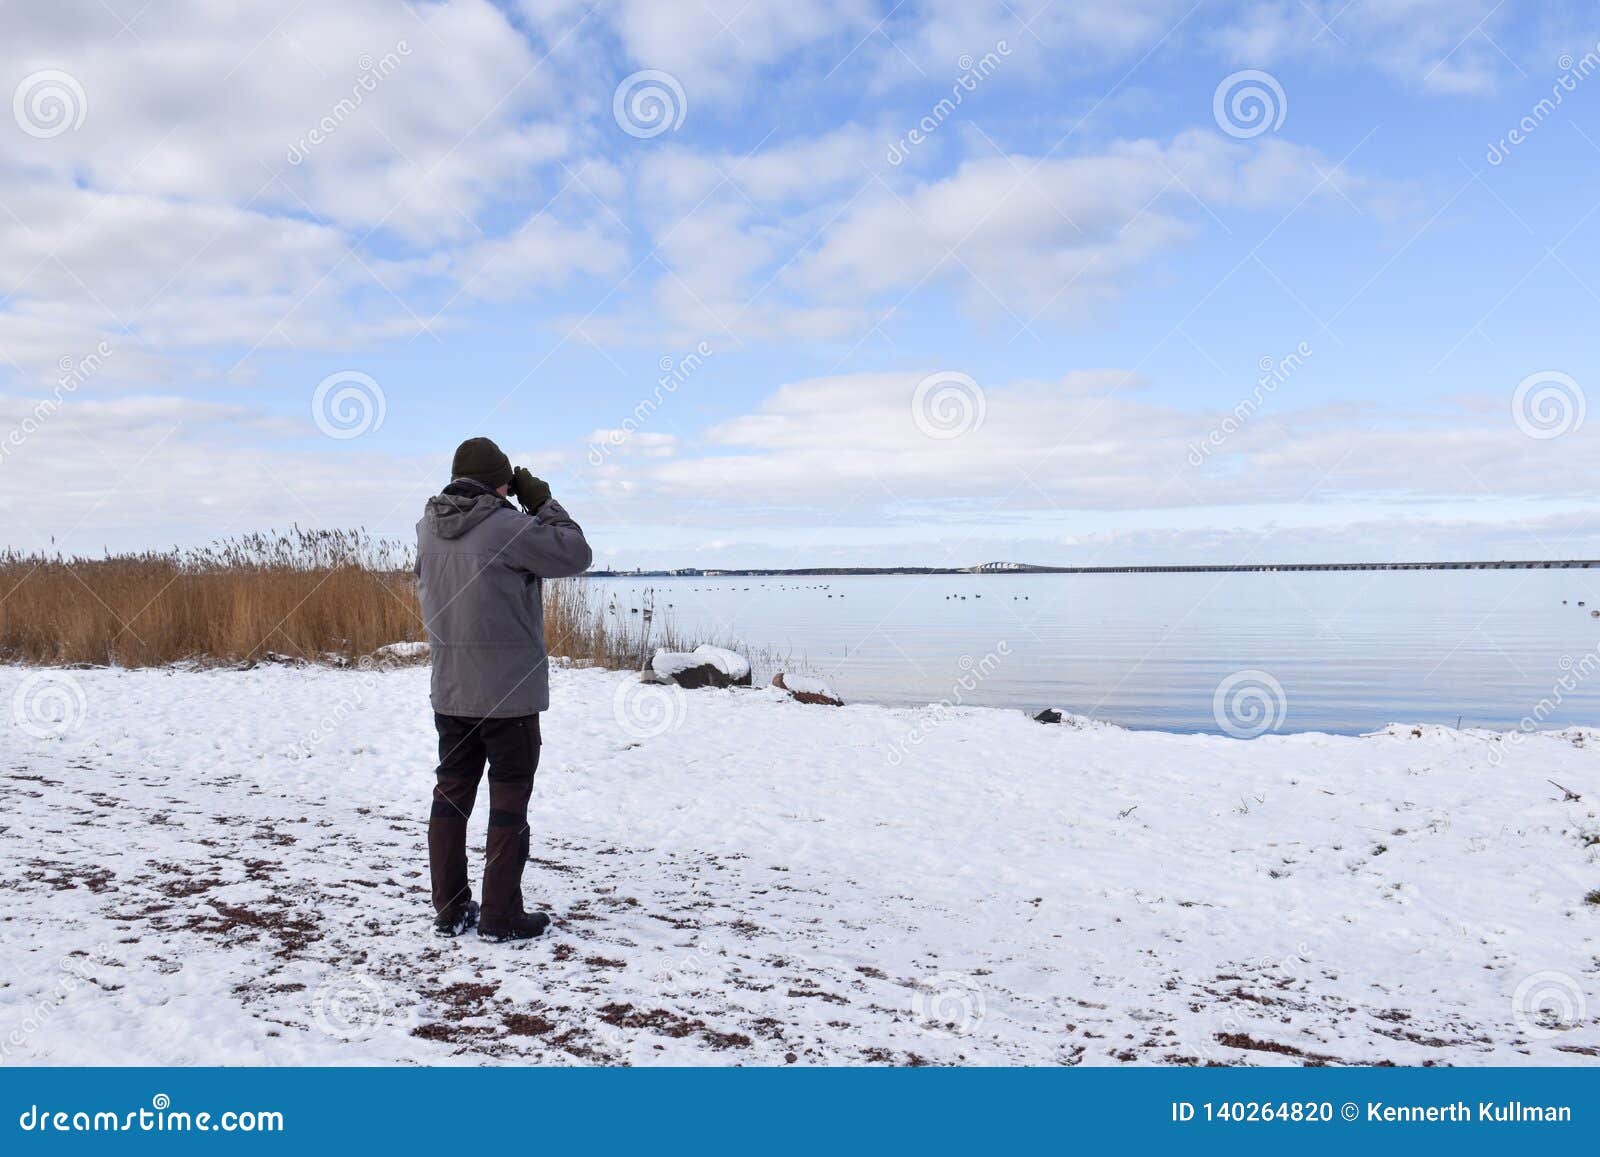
[2, 663, 1597, 1066]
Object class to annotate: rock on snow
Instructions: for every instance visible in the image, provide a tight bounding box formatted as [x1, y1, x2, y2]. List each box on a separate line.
[772, 673, 843, 706]
[0, 663, 1596, 1067]
[649, 646, 752, 689]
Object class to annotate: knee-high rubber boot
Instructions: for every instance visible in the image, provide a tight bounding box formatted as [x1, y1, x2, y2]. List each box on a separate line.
[429, 774, 479, 916]
[480, 780, 533, 925]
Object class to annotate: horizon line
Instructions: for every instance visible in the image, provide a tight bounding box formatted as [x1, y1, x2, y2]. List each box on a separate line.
[586, 559, 1600, 577]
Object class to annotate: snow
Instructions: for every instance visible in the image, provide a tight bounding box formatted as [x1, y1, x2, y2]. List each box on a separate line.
[2, 662, 1597, 1067]
[650, 651, 703, 679]
[374, 641, 430, 661]
[691, 645, 750, 682]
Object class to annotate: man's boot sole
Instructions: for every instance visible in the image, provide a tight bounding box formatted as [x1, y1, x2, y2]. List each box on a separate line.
[478, 919, 551, 942]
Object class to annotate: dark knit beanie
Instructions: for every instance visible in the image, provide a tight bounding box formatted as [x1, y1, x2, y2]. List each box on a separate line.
[451, 437, 513, 488]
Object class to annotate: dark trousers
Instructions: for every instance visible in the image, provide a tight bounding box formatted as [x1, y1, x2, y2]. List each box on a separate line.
[428, 712, 541, 920]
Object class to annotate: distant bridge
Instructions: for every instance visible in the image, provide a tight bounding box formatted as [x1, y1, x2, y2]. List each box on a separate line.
[590, 559, 1600, 578]
[967, 560, 1600, 574]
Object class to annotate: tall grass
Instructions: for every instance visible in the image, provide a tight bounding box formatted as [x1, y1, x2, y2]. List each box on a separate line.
[543, 580, 698, 672]
[0, 529, 682, 670]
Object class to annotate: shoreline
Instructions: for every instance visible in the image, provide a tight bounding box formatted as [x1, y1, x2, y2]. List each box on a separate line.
[2, 656, 1589, 741]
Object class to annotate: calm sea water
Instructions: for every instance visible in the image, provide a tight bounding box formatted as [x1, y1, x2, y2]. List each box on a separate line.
[588, 570, 1600, 735]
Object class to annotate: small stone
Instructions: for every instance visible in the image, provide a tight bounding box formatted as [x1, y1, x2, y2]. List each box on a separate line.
[772, 673, 843, 706]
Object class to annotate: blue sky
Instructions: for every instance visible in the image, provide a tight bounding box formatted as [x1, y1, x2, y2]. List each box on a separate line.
[2, 0, 1599, 567]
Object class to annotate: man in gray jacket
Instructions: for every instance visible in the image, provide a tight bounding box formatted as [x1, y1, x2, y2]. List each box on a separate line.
[415, 436, 593, 941]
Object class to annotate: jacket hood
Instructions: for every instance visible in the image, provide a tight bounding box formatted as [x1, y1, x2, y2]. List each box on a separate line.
[424, 480, 508, 540]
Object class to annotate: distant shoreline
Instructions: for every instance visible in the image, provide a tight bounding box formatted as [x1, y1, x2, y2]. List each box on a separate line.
[588, 559, 1600, 578]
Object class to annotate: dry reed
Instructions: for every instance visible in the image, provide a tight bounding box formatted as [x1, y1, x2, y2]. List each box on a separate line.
[0, 529, 687, 671]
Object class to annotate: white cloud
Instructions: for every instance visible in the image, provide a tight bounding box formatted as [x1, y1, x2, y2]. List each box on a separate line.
[577, 126, 1393, 347]
[8, 369, 1597, 565]
[3, 0, 570, 241]
[587, 430, 679, 458]
[574, 369, 1600, 519]
[1214, 0, 1516, 95]
[790, 130, 1376, 323]
[0, 0, 629, 374]
[608, 0, 874, 99]
[448, 212, 628, 302]
[0, 390, 444, 550]
[884, 0, 1196, 84]
[0, 0, 1483, 377]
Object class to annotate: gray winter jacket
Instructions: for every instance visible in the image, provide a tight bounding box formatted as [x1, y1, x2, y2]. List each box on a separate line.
[415, 479, 593, 718]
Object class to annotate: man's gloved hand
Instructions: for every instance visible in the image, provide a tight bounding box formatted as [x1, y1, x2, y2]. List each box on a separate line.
[511, 466, 552, 512]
